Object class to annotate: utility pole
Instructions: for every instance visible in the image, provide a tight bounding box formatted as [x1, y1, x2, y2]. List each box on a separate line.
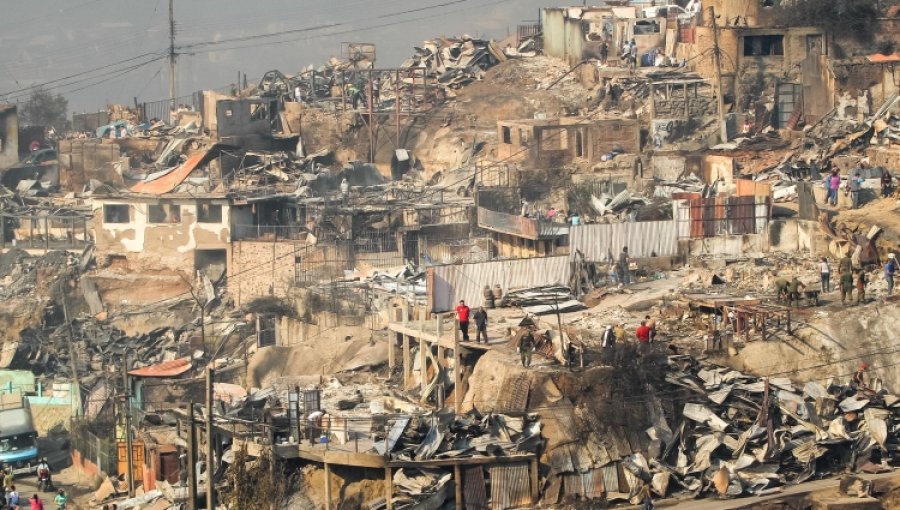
[709, 6, 729, 143]
[186, 402, 198, 510]
[168, 0, 177, 105]
[60, 280, 83, 418]
[206, 366, 215, 510]
[122, 351, 135, 497]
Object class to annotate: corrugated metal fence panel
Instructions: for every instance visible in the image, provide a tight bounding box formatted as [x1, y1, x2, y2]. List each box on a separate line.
[601, 463, 620, 493]
[490, 462, 531, 510]
[463, 465, 487, 510]
[569, 221, 677, 261]
[429, 255, 571, 312]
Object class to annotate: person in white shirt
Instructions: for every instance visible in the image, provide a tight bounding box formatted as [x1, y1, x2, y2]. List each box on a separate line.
[820, 257, 830, 292]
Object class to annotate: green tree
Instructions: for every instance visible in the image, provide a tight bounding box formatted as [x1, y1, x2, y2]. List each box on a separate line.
[20, 87, 69, 129]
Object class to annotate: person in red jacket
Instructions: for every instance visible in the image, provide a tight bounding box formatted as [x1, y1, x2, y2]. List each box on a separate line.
[455, 300, 471, 341]
[635, 320, 651, 343]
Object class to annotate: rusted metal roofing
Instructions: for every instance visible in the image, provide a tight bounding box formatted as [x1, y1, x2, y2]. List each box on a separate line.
[463, 465, 487, 509]
[569, 220, 677, 262]
[868, 52, 900, 63]
[128, 357, 191, 378]
[428, 255, 571, 311]
[495, 373, 530, 413]
[489, 462, 532, 509]
[129, 150, 208, 194]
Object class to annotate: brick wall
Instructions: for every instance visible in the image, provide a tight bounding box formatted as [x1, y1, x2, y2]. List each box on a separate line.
[230, 241, 301, 306]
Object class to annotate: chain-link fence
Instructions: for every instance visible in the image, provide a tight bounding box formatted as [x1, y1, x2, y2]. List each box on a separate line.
[70, 417, 118, 476]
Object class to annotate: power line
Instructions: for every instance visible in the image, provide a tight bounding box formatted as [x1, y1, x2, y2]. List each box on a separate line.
[0, 51, 167, 98]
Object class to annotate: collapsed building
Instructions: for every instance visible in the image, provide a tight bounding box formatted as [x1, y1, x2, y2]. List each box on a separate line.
[1, 1, 900, 509]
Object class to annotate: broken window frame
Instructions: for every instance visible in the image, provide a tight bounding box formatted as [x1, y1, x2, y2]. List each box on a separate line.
[103, 204, 130, 224]
[147, 203, 181, 224]
[742, 34, 784, 57]
[197, 203, 223, 224]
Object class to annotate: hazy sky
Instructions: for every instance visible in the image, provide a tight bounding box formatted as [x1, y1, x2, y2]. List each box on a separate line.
[0, 0, 571, 114]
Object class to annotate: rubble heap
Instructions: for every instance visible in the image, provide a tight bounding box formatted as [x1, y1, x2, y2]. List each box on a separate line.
[634, 355, 900, 501]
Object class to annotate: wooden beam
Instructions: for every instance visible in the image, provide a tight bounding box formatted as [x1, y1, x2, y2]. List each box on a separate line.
[385, 467, 394, 510]
[530, 457, 539, 504]
[419, 337, 427, 391]
[403, 334, 411, 388]
[324, 462, 333, 510]
[454, 335, 462, 414]
[454, 464, 463, 510]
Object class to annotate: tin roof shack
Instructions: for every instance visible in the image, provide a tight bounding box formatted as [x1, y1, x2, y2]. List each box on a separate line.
[497, 118, 640, 169]
[0, 104, 18, 170]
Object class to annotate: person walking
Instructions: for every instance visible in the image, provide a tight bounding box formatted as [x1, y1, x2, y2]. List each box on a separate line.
[29, 494, 43, 510]
[618, 246, 631, 285]
[53, 489, 67, 510]
[517, 328, 536, 368]
[885, 253, 896, 296]
[840, 268, 854, 305]
[856, 270, 867, 304]
[846, 170, 863, 209]
[473, 307, 488, 343]
[6, 485, 18, 509]
[455, 300, 471, 341]
[882, 170, 894, 198]
[828, 170, 841, 206]
[820, 257, 831, 292]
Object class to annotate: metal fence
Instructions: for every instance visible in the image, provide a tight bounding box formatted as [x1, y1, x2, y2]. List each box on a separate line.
[70, 417, 117, 476]
[672, 195, 771, 239]
[233, 224, 308, 241]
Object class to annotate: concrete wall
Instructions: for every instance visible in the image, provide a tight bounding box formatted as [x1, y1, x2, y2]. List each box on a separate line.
[58, 139, 125, 191]
[0, 106, 18, 170]
[92, 197, 230, 273]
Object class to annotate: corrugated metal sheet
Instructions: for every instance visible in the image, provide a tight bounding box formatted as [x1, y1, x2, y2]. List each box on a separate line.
[562, 469, 605, 499]
[495, 373, 530, 413]
[128, 357, 191, 378]
[569, 220, 677, 261]
[601, 463, 620, 493]
[490, 462, 532, 510]
[428, 255, 571, 312]
[463, 465, 487, 510]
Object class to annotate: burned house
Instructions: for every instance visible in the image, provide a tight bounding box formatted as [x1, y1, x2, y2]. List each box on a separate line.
[497, 118, 640, 168]
[541, 6, 672, 66]
[91, 193, 232, 279]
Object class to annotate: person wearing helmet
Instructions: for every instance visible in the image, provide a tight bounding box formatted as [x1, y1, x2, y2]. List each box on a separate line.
[37, 457, 52, 488]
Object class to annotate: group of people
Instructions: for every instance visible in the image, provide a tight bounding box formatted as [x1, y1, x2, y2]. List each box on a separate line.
[0, 460, 65, 510]
[600, 315, 658, 359]
[823, 166, 894, 208]
[817, 252, 897, 306]
[519, 201, 582, 226]
[455, 301, 489, 344]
